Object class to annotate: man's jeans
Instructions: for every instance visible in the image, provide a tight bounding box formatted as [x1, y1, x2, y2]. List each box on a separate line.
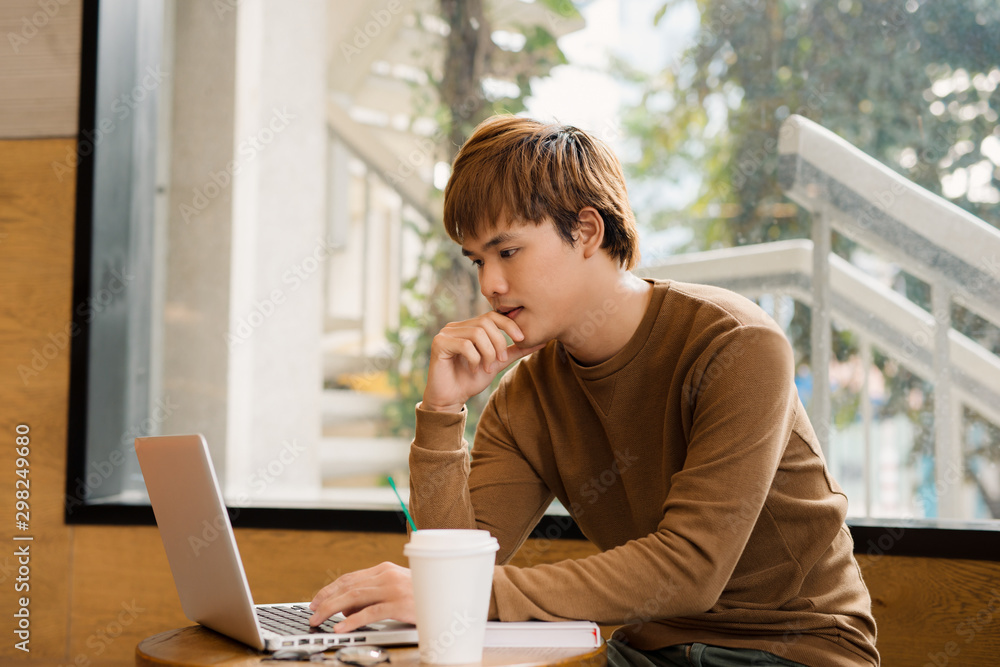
[606, 639, 808, 667]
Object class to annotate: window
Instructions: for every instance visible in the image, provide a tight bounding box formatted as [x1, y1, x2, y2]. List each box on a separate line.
[69, 0, 1000, 549]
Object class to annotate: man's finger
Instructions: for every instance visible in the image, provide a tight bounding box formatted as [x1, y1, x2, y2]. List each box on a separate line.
[463, 326, 501, 370]
[309, 587, 373, 626]
[309, 573, 375, 624]
[502, 341, 546, 368]
[485, 310, 528, 343]
[310, 583, 340, 610]
[333, 601, 401, 634]
[480, 321, 512, 364]
[310, 572, 355, 608]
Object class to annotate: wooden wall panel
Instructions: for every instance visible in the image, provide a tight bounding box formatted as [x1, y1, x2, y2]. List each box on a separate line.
[857, 554, 1000, 666]
[0, 137, 77, 660]
[67, 526, 186, 663]
[0, 0, 82, 139]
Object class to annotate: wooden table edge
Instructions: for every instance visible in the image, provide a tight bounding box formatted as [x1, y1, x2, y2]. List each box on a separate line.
[136, 625, 607, 667]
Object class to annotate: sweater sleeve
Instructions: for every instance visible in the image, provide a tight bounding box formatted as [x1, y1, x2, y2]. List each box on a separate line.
[407, 404, 477, 530]
[486, 325, 803, 624]
[407, 387, 555, 564]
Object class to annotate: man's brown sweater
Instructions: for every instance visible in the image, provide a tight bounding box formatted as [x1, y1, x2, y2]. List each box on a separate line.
[409, 280, 879, 666]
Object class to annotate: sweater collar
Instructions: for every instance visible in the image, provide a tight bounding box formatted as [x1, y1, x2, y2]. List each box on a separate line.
[564, 279, 670, 382]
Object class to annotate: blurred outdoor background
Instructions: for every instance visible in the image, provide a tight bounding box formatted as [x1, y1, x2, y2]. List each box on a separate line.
[82, 0, 1000, 523]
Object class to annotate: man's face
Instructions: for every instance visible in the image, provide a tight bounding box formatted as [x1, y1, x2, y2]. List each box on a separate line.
[460, 219, 586, 348]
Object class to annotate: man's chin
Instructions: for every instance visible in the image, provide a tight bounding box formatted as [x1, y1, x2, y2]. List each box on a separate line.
[515, 334, 551, 352]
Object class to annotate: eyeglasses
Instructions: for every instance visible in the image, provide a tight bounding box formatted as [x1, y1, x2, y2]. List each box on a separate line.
[264, 646, 391, 665]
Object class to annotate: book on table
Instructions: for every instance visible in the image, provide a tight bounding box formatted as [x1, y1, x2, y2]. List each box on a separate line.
[486, 621, 602, 648]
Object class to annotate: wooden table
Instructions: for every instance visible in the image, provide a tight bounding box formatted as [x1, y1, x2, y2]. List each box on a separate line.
[136, 626, 607, 667]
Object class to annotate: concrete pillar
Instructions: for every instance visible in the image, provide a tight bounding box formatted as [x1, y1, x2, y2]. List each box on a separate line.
[225, 0, 327, 501]
[162, 0, 327, 501]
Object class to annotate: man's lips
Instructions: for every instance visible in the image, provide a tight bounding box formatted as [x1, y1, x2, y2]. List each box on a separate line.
[497, 306, 523, 319]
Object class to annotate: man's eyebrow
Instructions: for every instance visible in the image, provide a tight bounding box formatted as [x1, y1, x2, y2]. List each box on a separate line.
[461, 231, 518, 257]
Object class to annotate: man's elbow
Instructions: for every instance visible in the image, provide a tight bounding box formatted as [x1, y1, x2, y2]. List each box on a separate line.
[631, 569, 724, 620]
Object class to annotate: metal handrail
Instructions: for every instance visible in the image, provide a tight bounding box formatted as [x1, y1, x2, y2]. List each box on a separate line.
[778, 115, 1000, 326]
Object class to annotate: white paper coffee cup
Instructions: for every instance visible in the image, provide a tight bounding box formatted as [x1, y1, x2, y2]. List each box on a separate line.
[404, 529, 499, 664]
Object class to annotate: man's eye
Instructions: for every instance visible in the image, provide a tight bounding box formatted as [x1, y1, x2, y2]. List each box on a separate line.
[471, 259, 483, 268]
[499, 248, 517, 259]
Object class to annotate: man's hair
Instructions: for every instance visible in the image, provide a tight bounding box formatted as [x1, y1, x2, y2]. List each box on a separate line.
[443, 115, 640, 270]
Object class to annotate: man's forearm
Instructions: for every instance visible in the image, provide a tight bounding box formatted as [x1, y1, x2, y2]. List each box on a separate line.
[407, 403, 477, 530]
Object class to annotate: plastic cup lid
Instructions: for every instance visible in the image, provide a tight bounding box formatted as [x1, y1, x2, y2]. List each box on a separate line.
[403, 529, 499, 558]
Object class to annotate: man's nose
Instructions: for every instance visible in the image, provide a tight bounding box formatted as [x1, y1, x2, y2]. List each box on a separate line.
[479, 262, 508, 298]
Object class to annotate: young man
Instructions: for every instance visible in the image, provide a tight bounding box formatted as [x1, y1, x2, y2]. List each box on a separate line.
[310, 116, 879, 666]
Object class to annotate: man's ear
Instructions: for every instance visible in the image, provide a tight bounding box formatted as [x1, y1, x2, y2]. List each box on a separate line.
[576, 207, 605, 258]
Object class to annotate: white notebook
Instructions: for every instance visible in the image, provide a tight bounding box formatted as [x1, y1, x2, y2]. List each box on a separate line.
[487, 621, 602, 647]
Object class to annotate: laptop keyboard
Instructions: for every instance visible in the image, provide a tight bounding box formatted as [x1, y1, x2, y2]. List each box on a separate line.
[256, 605, 375, 636]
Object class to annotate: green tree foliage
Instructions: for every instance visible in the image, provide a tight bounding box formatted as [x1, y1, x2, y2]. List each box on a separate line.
[628, 0, 999, 247]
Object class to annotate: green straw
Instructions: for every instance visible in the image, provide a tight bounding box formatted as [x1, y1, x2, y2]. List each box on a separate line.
[388, 476, 417, 531]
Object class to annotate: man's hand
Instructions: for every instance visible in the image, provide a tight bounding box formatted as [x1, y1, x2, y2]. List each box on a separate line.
[309, 562, 415, 632]
[422, 311, 545, 413]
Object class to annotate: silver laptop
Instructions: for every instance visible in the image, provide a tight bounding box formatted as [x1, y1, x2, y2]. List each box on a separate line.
[135, 433, 420, 652]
